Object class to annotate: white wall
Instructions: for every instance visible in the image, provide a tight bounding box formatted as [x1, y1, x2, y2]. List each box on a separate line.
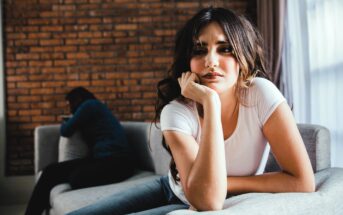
[0, 1, 35, 205]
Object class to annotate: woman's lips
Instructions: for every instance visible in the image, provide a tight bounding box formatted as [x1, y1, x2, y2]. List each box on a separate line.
[202, 72, 224, 79]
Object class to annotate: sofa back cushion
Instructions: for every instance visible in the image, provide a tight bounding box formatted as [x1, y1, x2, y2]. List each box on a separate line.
[265, 124, 331, 173]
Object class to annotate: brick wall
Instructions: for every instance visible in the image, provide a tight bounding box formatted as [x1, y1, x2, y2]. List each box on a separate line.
[3, 0, 248, 175]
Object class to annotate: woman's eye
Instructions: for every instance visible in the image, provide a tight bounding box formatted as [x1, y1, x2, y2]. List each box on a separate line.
[219, 46, 234, 54]
[191, 48, 207, 56]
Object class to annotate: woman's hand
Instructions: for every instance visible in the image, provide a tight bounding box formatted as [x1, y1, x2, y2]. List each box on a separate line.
[178, 71, 217, 105]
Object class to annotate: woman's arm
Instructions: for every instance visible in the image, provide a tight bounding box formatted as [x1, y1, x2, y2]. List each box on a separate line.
[60, 101, 91, 137]
[163, 72, 227, 210]
[227, 102, 315, 193]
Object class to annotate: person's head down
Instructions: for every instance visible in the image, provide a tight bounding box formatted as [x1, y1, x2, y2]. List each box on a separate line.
[65, 87, 97, 114]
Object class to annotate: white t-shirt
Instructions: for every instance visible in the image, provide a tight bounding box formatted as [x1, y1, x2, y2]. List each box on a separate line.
[160, 78, 286, 205]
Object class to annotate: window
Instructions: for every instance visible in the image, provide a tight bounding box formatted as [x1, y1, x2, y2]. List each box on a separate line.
[286, 0, 343, 166]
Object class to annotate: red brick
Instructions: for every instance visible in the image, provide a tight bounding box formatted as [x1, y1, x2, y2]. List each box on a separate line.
[65, 39, 89, 45]
[7, 88, 30, 95]
[15, 26, 39, 32]
[78, 45, 102, 52]
[65, 0, 87, 3]
[17, 82, 41, 88]
[40, 53, 64, 60]
[66, 52, 90, 59]
[153, 57, 172, 63]
[17, 95, 41, 102]
[115, 24, 138, 30]
[28, 32, 52, 39]
[16, 67, 40, 74]
[16, 53, 39, 60]
[29, 60, 53, 67]
[66, 81, 91, 87]
[28, 19, 52, 25]
[14, 40, 38, 46]
[31, 88, 54, 95]
[90, 38, 113, 45]
[78, 31, 102, 38]
[30, 47, 54, 52]
[30, 102, 55, 109]
[53, 32, 78, 39]
[39, 39, 63, 46]
[18, 109, 41, 116]
[52, 5, 76, 11]
[41, 67, 65, 73]
[7, 33, 26, 40]
[40, 26, 64, 32]
[28, 74, 54, 81]
[7, 110, 18, 117]
[32, 116, 55, 122]
[90, 52, 115, 58]
[54, 60, 77, 66]
[6, 61, 27, 68]
[54, 46, 77, 52]
[6, 76, 28, 82]
[40, 11, 60, 18]
[77, 4, 99, 10]
[77, 18, 102, 24]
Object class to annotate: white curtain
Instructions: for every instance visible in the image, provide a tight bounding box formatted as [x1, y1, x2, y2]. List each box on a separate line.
[285, 0, 343, 167]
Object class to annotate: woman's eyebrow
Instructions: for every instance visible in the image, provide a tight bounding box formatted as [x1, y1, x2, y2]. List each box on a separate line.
[216, 40, 230, 45]
[195, 40, 229, 46]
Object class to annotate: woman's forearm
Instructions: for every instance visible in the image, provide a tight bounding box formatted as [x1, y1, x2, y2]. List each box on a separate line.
[186, 95, 227, 210]
[227, 171, 315, 194]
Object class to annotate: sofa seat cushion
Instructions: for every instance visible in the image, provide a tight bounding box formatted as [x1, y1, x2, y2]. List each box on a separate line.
[168, 168, 343, 215]
[50, 183, 72, 207]
[50, 170, 159, 215]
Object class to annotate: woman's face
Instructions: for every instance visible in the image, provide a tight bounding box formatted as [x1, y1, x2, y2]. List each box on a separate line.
[190, 22, 240, 94]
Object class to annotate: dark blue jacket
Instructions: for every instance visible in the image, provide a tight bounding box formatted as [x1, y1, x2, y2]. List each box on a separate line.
[60, 99, 130, 158]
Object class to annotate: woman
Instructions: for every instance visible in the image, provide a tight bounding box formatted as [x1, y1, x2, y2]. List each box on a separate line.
[67, 7, 314, 215]
[157, 7, 315, 210]
[25, 87, 134, 215]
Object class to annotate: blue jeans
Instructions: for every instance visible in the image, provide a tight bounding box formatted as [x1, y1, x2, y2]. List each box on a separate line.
[67, 176, 188, 215]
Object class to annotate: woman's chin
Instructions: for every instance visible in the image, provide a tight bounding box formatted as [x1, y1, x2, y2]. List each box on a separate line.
[205, 84, 222, 94]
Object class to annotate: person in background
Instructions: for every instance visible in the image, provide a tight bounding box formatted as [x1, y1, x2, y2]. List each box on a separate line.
[66, 7, 315, 215]
[25, 87, 134, 215]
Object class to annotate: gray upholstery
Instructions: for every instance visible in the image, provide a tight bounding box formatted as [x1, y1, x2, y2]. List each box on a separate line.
[34, 122, 343, 215]
[265, 123, 331, 173]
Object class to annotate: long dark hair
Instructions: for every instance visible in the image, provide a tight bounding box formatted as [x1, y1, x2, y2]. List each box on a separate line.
[155, 7, 269, 182]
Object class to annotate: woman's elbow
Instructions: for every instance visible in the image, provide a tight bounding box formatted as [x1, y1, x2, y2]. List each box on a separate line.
[185, 187, 226, 211]
[192, 197, 224, 211]
[296, 175, 315, 193]
[301, 179, 315, 193]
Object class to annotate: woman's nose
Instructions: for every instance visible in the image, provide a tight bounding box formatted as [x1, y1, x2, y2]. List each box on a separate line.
[205, 51, 219, 68]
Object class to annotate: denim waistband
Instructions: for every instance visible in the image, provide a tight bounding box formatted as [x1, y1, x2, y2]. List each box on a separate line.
[160, 176, 186, 205]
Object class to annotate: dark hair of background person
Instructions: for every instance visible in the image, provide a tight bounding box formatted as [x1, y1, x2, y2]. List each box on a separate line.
[66, 87, 97, 114]
[154, 7, 270, 182]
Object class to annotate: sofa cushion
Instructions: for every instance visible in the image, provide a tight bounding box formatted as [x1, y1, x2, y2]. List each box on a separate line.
[50, 170, 159, 215]
[168, 168, 343, 215]
[58, 131, 89, 162]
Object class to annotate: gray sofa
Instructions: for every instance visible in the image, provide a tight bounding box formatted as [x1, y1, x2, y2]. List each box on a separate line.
[34, 122, 343, 215]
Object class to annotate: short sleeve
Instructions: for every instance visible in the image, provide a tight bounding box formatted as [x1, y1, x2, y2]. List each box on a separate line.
[250, 78, 286, 125]
[160, 100, 198, 137]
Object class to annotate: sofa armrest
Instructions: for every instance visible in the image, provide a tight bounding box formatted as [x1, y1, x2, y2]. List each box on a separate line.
[120, 121, 170, 175]
[265, 123, 331, 173]
[34, 124, 61, 175]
